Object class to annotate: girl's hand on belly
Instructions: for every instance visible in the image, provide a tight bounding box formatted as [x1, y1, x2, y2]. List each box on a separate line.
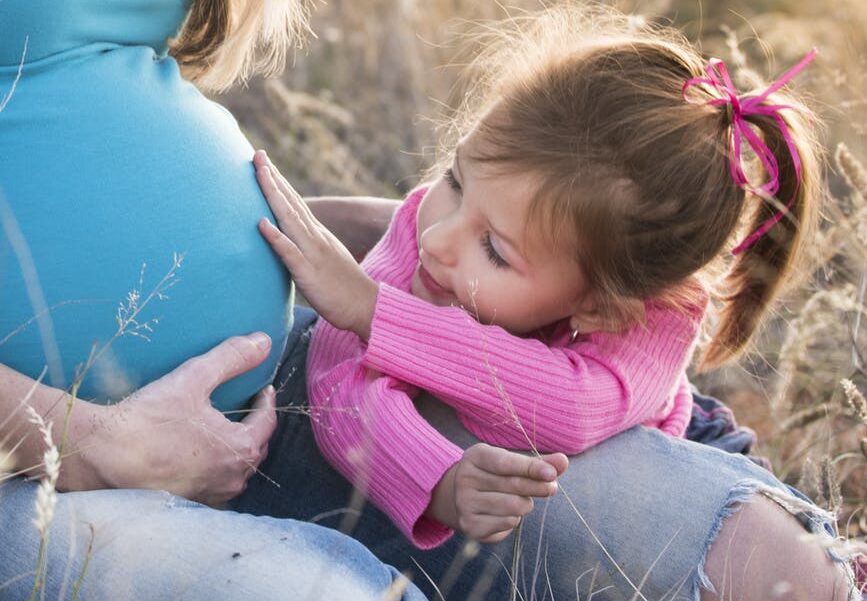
[85, 333, 278, 505]
[255, 150, 379, 341]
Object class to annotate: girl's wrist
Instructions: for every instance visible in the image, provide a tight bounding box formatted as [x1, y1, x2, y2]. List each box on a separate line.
[425, 463, 459, 529]
[352, 278, 380, 341]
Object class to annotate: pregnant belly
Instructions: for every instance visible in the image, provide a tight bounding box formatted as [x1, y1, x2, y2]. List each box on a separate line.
[0, 46, 293, 415]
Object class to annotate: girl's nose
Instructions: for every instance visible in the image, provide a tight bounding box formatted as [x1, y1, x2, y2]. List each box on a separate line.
[420, 217, 460, 267]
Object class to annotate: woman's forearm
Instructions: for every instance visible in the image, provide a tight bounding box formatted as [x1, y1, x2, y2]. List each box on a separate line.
[306, 196, 400, 260]
[0, 363, 104, 490]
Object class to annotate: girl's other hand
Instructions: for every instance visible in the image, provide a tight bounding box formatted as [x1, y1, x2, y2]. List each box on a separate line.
[428, 443, 568, 544]
[254, 150, 379, 341]
[82, 333, 278, 505]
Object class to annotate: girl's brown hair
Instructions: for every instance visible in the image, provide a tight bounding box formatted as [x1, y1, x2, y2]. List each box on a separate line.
[169, 0, 312, 92]
[445, 5, 821, 370]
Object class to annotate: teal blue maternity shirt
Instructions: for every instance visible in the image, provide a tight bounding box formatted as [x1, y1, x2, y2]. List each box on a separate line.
[0, 0, 294, 414]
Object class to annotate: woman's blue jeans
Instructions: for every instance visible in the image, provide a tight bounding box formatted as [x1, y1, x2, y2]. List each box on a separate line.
[0, 308, 849, 600]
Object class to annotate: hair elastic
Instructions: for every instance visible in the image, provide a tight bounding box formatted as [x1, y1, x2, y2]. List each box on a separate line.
[682, 48, 818, 255]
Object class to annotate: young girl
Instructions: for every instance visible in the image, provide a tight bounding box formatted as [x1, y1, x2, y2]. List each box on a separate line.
[257, 0, 823, 558]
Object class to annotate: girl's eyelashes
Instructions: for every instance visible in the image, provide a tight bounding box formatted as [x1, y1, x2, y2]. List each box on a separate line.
[444, 167, 462, 193]
[481, 233, 509, 268]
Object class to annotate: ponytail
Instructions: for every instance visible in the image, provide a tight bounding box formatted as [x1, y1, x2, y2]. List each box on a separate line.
[699, 94, 821, 370]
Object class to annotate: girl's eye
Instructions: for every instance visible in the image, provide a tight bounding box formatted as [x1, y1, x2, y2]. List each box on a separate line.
[444, 168, 462, 193]
[482, 233, 509, 268]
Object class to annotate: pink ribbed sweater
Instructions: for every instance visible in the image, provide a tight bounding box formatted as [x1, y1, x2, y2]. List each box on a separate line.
[306, 188, 704, 549]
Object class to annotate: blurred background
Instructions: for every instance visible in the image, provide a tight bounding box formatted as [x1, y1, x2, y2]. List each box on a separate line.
[223, 0, 867, 539]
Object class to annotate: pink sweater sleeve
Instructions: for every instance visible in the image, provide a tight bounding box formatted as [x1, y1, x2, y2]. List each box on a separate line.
[657, 372, 695, 436]
[306, 343, 462, 548]
[307, 188, 462, 548]
[363, 284, 703, 454]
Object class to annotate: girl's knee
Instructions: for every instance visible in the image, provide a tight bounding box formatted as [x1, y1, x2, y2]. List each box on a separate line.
[701, 495, 854, 601]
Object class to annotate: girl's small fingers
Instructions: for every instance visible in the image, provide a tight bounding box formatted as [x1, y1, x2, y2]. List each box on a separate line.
[253, 149, 269, 168]
[255, 154, 319, 231]
[466, 491, 534, 517]
[478, 528, 518, 545]
[258, 218, 304, 268]
[257, 169, 313, 241]
[467, 444, 557, 481]
[256, 163, 284, 202]
[268, 162, 298, 201]
[462, 515, 521, 543]
[541, 452, 569, 476]
[256, 167, 292, 223]
[266, 164, 317, 223]
[266, 169, 320, 235]
[472, 472, 558, 498]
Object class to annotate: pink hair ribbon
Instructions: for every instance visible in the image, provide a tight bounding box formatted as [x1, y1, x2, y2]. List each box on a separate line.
[682, 48, 818, 255]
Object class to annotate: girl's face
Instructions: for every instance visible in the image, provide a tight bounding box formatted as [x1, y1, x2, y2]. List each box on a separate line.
[410, 142, 594, 335]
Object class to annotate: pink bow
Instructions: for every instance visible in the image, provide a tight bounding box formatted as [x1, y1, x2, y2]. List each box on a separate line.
[682, 48, 818, 255]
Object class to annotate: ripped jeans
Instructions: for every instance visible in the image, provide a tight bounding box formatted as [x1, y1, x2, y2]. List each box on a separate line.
[0, 308, 858, 600]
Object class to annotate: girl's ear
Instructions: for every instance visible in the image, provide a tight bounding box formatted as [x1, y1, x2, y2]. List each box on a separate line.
[568, 296, 644, 334]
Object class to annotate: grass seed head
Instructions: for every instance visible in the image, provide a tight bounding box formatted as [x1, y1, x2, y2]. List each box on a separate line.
[842, 379, 867, 424]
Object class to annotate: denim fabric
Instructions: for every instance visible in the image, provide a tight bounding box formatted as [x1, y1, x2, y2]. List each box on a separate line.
[687, 390, 771, 469]
[232, 307, 849, 601]
[0, 308, 849, 600]
[0, 479, 424, 600]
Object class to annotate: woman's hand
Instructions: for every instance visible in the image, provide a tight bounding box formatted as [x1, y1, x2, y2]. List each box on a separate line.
[254, 150, 379, 341]
[427, 443, 568, 543]
[71, 333, 278, 505]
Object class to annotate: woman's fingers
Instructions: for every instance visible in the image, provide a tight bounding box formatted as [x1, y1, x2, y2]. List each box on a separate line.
[102, 333, 280, 504]
[240, 384, 278, 459]
[168, 333, 272, 397]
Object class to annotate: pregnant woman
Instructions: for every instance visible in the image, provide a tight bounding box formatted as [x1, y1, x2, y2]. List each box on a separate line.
[0, 1, 424, 599]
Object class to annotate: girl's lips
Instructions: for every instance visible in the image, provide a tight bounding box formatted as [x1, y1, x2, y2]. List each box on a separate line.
[417, 264, 451, 297]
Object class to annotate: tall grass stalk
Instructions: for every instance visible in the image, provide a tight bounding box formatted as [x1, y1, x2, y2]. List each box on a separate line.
[0, 446, 13, 480]
[24, 406, 60, 601]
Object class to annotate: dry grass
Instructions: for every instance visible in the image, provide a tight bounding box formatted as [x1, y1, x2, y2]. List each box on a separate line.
[0, 446, 13, 480]
[224, 0, 867, 549]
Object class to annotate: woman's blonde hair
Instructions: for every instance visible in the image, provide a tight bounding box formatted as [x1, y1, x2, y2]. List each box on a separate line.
[441, 5, 822, 370]
[169, 0, 312, 92]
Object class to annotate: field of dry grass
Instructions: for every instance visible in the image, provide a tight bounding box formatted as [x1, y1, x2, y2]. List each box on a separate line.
[224, 0, 867, 542]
